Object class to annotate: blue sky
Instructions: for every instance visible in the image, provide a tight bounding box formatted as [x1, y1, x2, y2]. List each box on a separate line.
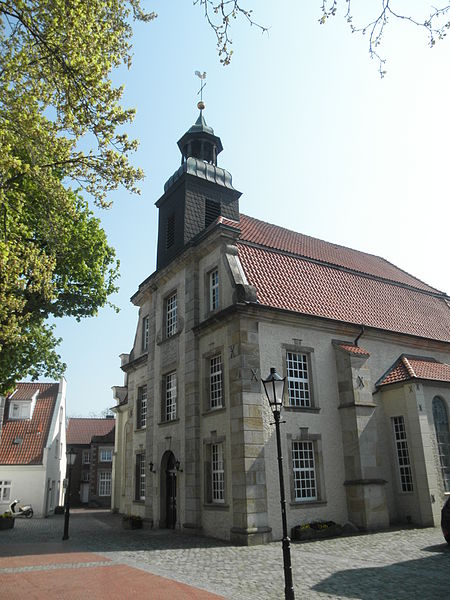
[55, 2, 450, 416]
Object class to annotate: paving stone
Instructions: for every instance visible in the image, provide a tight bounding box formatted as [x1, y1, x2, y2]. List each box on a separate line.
[0, 510, 448, 599]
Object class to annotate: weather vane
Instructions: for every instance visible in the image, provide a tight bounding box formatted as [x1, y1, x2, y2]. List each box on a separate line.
[195, 70, 207, 110]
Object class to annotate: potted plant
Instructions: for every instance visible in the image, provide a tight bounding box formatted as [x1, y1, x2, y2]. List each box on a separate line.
[122, 514, 143, 530]
[291, 520, 342, 541]
[0, 511, 15, 530]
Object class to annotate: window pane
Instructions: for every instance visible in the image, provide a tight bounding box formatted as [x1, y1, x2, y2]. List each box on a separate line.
[142, 315, 149, 351]
[292, 441, 317, 501]
[210, 354, 223, 409]
[165, 372, 177, 421]
[212, 443, 224, 503]
[137, 385, 147, 428]
[392, 416, 414, 492]
[166, 293, 177, 337]
[432, 397, 450, 492]
[287, 352, 311, 407]
[98, 472, 111, 496]
[210, 269, 219, 311]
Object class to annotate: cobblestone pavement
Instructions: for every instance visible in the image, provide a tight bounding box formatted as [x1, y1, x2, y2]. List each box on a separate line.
[0, 510, 448, 599]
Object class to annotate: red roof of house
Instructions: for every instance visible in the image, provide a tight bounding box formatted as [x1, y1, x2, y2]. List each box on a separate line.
[219, 215, 450, 343]
[0, 383, 60, 465]
[377, 356, 450, 386]
[66, 418, 115, 445]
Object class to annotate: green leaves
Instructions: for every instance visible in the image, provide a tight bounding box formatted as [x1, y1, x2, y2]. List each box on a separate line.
[0, 1, 154, 392]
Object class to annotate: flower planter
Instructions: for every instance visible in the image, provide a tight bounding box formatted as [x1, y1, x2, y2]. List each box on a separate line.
[0, 518, 14, 530]
[122, 517, 143, 530]
[291, 521, 342, 541]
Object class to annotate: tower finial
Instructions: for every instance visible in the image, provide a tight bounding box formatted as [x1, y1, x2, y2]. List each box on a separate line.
[195, 70, 207, 110]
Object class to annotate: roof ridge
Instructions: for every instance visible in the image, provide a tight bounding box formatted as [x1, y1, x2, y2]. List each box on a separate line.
[401, 356, 416, 379]
[238, 214, 445, 296]
[237, 239, 446, 299]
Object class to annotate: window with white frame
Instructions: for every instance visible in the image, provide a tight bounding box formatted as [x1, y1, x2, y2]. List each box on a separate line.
[287, 352, 311, 407]
[292, 441, 317, 501]
[98, 471, 112, 496]
[99, 447, 112, 462]
[0, 480, 11, 502]
[81, 471, 90, 483]
[209, 354, 223, 409]
[137, 385, 147, 429]
[135, 453, 146, 501]
[163, 372, 177, 421]
[82, 450, 91, 465]
[9, 401, 32, 419]
[211, 443, 225, 503]
[142, 315, 149, 351]
[165, 292, 177, 338]
[209, 269, 219, 311]
[392, 416, 414, 492]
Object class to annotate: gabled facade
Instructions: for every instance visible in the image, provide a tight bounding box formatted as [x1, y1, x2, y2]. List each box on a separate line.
[0, 379, 67, 517]
[112, 107, 450, 544]
[66, 417, 115, 508]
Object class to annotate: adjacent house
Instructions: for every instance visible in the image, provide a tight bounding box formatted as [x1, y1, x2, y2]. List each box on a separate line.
[112, 106, 450, 544]
[0, 379, 67, 517]
[66, 417, 115, 508]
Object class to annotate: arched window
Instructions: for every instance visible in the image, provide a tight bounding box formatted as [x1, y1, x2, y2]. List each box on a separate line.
[432, 396, 450, 492]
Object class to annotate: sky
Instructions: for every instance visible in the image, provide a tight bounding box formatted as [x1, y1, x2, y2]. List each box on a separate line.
[52, 1, 450, 416]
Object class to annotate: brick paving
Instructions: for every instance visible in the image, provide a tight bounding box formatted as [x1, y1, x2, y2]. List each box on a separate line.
[0, 510, 448, 599]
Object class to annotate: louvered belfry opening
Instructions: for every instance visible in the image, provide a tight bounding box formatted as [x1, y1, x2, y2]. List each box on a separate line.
[205, 199, 221, 228]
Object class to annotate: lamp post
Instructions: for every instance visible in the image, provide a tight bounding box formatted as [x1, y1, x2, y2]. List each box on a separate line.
[262, 367, 295, 600]
[62, 447, 77, 541]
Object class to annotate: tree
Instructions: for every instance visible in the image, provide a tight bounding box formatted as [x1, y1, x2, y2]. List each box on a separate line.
[197, 1, 450, 75]
[0, 1, 155, 394]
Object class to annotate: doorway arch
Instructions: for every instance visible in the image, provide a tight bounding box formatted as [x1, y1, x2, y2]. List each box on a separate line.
[160, 451, 177, 528]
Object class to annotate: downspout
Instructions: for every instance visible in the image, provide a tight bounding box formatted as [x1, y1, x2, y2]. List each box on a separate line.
[354, 324, 365, 347]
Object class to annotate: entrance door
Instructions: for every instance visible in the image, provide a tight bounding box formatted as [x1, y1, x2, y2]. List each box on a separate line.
[81, 483, 89, 503]
[165, 453, 177, 528]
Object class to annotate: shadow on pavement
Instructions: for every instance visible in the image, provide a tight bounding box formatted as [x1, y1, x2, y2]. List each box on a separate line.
[312, 550, 450, 600]
[0, 509, 232, 556]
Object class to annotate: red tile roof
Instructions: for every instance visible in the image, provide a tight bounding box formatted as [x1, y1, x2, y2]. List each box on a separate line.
[377, 356, 450, 386]
[223, 215, 441, 293]
[66, 418, 115, 445]
[336, 343, 370, 357]
[0, 383, 60, 465]
[219, 215, 450, 343]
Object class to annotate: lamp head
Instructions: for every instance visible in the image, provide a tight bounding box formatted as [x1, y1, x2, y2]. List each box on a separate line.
[66, 447, 77, 466]
[262, 367, 286, 414]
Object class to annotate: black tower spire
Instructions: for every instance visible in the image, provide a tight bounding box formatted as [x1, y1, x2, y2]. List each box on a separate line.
[156, 102, 241, 270]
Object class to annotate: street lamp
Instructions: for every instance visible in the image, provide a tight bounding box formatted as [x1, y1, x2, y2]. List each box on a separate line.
[62, 447, 77, 541]
[262, 367, 295, 600]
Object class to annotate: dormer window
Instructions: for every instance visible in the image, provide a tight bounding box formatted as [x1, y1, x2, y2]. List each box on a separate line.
[9, 399, 34, 420]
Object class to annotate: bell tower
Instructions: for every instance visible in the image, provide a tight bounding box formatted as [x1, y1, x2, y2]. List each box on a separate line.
[156, 102, 241, 270]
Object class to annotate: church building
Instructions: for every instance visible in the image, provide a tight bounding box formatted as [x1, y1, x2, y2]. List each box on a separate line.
[111, 104, 450, 544]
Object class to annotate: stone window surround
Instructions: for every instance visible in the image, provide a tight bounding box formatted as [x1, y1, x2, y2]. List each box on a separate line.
[281, 343, 319, 412]
[202, 347, 226, 414]
[287, 428, 327, 507]
[203, 432, 229, 509]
